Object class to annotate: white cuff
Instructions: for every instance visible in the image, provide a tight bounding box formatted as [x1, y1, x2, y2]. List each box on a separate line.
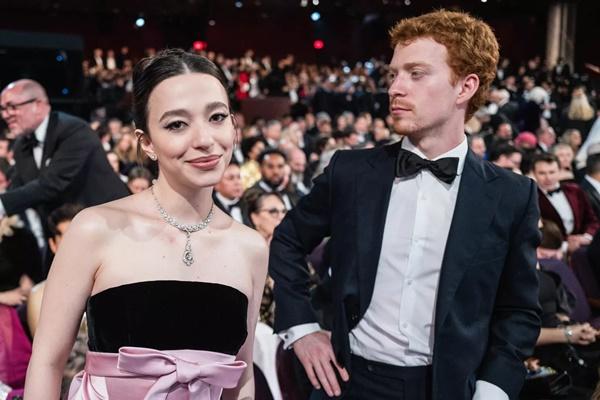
[472, 380, 508, 400]
[0, 199, 5, 217]
[278, 323, 321, 349]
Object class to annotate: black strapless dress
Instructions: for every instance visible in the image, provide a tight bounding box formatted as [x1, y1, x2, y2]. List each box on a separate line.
[69, 280, 249, 399]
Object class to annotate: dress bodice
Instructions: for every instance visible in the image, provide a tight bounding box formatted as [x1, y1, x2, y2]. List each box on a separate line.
[86, 280, 248, 355]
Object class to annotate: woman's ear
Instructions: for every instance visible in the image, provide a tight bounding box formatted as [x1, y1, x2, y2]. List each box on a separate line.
[136, 129, 156, 160]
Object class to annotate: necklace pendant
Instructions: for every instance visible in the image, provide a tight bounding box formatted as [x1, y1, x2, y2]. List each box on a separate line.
[182, 232, 194, 267]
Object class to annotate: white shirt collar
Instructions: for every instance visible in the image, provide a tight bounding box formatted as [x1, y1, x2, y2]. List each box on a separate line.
[401, 135, 468, 176]
[34, 114, 49, 144]
[215, 192, 239, 207]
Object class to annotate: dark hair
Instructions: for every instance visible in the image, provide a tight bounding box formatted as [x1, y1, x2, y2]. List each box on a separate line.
[540, 219, 564, 249]
[258, 148, 287, 164]
[132, 48, 228, 134]
[532, 153, 559, 170]
[244, 190, 285, 229]
[127, 166, 153, 183]
[47, 204, 84, 238]
[240, 136, 266, 159]
[488, 144, 520, 162]
[587, 153, 600, 176]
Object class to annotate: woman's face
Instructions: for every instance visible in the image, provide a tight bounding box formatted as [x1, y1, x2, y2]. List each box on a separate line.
[555, 147, 574, 169]
[128, 177, 150, 194]
[118, 134, 133, 152]
[141, 73, 235, 190]
[251, 195, 286, 239]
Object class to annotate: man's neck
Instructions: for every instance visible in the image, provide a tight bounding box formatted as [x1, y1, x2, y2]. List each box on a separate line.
[406, 130, 465, 159]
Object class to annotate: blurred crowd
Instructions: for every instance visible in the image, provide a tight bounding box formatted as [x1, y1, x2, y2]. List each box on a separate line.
[1, 45, 600, 399]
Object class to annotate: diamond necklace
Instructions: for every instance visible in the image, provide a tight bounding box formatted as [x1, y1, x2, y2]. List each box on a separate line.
[150, 186, 214, 266]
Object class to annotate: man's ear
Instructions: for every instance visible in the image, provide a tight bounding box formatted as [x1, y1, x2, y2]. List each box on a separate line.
[456, 73, 480, 108]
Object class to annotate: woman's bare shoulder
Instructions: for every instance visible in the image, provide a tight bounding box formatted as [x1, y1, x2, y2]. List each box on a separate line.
[68, 194, 147, 239]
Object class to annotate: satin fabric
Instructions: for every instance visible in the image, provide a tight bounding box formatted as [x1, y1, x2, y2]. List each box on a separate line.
[68, 347, 246, 399]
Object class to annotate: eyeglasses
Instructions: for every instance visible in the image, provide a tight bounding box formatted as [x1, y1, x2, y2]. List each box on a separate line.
[259, 207, 287, 217]
[0, 98, 38, 114]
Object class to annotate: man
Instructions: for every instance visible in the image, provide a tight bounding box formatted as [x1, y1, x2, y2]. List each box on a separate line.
[0, 79, 129, 238]
[243, 149, 301, 211]
[468, 134, 486, 159]
[213, 162, 245, 223]
[581, 153, 600, 218]
[536, 125, 556, 153]
[532, 153, 599, 253]
[270, 10, 541, 400]
[263, 119, 282, 148]
[288, 147, 311, 196]
[489, 143, 522, 174]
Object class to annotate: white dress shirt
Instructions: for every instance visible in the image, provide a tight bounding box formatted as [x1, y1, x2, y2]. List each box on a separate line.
[215, 192, 244, 224]
[544, 186, 574, 234]
[280, 137, 507, 399]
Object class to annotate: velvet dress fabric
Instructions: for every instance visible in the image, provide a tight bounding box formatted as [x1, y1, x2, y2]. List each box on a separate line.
[68, 281, 249, 399]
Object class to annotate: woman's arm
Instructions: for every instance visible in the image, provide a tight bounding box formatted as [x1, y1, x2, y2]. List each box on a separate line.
[24, 209, 107, 399]
[223, 233, 269, 400]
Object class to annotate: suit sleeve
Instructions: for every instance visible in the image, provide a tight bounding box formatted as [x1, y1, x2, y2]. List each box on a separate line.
[0, 123, 94, 215]
[269, 151, 340, 333]
[477, 178, 542, 399]
[579, 188, 600, 236]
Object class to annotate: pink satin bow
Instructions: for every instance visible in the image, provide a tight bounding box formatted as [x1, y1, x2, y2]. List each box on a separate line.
[116, 347, 246, 399]
[68, 347, 247, 400]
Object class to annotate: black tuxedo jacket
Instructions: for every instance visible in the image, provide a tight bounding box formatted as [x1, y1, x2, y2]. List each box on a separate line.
[2, 111, 129, 232]
[270, 141, 541, 400]
[581, 178, 600, 219]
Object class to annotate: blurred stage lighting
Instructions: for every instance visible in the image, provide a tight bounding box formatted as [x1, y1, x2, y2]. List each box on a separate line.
[235, 1, 243, 8]
[135, 17, 145, 27]
[312, 0, 319, 5]
[208, 19, 216, 26]
[311, 12, 321, 21]
[300, 0, 308, 6]
[193, 41, 207, 51]
[313, 40, 324, 50]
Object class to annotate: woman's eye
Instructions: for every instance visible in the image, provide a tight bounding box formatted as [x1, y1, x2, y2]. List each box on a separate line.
[165, 121, 186, 131]
[210, 113, 229, 123]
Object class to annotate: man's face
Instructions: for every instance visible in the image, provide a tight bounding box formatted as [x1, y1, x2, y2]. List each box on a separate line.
[388, 38, 463, 137]
[49, 220, 71, 254]
[496, 123, 512, 139]
[215, 164, 243, 199]
[261, 154, 286, 186]
[0, 86, 45, 137]
[533, 161, 560, 191]
[539, 128, 556, 147]
[289, 151, 306, 173]
[470, 138, 486, 158]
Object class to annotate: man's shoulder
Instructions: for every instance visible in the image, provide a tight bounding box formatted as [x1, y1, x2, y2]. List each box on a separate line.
[51, 111, 93, 137]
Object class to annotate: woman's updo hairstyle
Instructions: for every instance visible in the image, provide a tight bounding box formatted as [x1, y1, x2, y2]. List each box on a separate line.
[132, 48, 229, 134]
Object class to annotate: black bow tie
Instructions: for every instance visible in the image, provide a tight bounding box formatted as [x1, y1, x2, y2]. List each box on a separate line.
[227, 200, 241, 212]
[395, 148, 459, 184]
[21, 133, 40, 152]
[547, 187, 562, 196]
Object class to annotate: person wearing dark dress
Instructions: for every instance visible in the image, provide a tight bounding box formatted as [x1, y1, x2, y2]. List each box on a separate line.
[24, 49, 268, 399]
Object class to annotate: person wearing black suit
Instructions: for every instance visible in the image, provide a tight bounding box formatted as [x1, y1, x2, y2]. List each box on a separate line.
[0, 79, 129, 238]
[269, 10, 541, 400]
[581, 153, 600, 219]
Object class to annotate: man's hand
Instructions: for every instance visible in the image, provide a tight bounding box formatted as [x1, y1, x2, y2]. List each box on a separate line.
[567, 234, 590, 253]
[292, 330, 350, 397]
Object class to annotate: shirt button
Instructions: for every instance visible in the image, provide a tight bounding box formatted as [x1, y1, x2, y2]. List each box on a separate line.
[407, 280, 413, 286]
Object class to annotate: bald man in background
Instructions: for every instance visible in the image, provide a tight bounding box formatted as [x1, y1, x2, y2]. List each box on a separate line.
[0, 79, 128, 246]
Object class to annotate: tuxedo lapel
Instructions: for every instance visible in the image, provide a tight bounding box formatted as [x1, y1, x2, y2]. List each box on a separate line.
[41, 112, 59, 169]
[538, 189, 567, 234]
[434, 151, 502, 331]
[561, 185, 582, 232]
[355, 142, 399, 313]
[15, 136, 39, 182]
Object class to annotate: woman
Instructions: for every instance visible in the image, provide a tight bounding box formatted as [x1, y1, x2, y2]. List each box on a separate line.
[25, 49, 268, 399]
[246, 191, 286, 327]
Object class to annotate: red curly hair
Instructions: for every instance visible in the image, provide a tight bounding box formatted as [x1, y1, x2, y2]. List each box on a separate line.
[389, 10, 499, 120]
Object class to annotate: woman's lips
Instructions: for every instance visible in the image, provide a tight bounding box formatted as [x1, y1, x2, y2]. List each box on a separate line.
[186, 154, 222, 170]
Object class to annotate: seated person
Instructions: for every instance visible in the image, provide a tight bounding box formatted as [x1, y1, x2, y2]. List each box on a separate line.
[26, 204, 85, 396]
